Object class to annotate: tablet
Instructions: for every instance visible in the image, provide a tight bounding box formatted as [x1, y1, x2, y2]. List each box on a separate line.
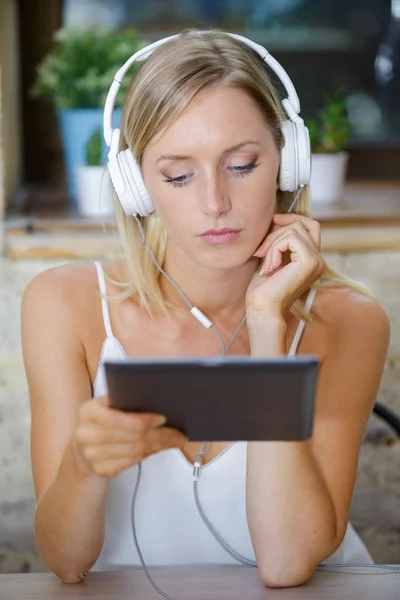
[104, 356, 319, 442]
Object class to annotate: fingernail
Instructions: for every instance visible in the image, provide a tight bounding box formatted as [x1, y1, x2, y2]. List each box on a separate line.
[260, 260, 268, 275]
[154, 415, 167, 426]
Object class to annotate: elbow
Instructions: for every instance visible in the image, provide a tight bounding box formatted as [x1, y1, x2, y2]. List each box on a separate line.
[38, 556, 90, 584]
[33, 513, 98, 584]
[258, 558, 318, 588]
[258, 536, 339, 588]
[58, 570, 89, 584]
[256, 511, 340, 587]
[35, 535, 91, 584]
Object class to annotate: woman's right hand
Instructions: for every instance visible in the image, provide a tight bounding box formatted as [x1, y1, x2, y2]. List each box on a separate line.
[71, 395, 186, 479]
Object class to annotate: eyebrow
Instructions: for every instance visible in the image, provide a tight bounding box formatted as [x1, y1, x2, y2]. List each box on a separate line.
[155, 140, 260, 164]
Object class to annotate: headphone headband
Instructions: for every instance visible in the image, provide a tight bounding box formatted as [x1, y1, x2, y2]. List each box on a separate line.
[104, 29, 311, 215]
[103, 31, 301, 147]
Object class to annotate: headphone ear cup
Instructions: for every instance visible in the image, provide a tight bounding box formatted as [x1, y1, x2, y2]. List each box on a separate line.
[279, 120, 311, 192]
[296, 123, 311, 188]
[279, 120, 298, 192]
[120, 149, 154, 217]
[106, 128, 154, 217]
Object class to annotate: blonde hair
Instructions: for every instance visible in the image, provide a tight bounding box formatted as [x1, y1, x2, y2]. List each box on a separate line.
[109, 29, 373, 321]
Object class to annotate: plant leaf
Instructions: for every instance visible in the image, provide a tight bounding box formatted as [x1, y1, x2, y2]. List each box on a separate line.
[31, 27, 146, 110]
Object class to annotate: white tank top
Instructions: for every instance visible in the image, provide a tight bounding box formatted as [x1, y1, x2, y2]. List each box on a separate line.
[90, 262, 373, 571]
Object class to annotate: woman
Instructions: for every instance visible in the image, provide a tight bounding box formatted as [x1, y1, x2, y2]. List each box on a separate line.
[21, 30, 389, 589]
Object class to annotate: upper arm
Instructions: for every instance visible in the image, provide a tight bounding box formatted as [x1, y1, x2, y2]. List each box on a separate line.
[309, 295, 390, 546]
[21, 267, 93, 504]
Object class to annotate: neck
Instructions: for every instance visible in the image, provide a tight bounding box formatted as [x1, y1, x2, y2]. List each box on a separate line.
[160, 242, 260, 323]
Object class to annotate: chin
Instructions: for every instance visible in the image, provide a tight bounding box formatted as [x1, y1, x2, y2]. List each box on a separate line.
[197, 249, 256, 271]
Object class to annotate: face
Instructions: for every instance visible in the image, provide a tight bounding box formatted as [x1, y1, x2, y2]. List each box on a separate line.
[141, 85, 281, 270]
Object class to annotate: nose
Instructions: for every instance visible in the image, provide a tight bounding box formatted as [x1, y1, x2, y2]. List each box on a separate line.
[200, 172, 232, 218]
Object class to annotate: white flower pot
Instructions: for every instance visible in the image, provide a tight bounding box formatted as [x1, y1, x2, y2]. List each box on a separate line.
[309, 152, 349, 204]
[75, 165, 115, 216]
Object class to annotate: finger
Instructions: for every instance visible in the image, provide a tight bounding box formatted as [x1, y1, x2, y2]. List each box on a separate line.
[147, 426, 187, 450]
[270, 215, 320, 249]
[273, 214, 321, 248]
[82, 429, 182, 463]
[254, 220, 318, 260]
[83, 441, 144, 463]
[75, 423, 178, 445]
[271, 220, 319, 252]
[271, 235, 324, 278]
[91, 428, 187, 477]
[261, 230, 312, 275]
[258, 224, 315, 270]
[84, 432, 187, 478]
[82, 425, 185, 463]
[92, 457, 136, 479]
[86, 403, 167, 434]
[270, 236, 299, 273]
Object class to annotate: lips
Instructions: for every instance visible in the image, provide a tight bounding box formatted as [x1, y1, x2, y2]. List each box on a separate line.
[198, 228, 242, 245]
[200, 228, 240, 236]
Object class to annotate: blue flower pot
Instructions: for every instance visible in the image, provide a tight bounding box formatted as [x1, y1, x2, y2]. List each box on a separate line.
[58, 108, 122, 202]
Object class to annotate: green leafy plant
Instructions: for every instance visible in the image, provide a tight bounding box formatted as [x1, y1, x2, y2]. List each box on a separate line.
[308, 91, 352, 153]
[85, 129, 103, 166]
[31, 27, 147, 109]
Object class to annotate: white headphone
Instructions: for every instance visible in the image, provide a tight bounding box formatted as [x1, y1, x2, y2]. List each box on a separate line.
[103, 32, 311, 217]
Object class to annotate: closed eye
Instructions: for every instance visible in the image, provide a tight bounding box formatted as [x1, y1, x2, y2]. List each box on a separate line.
[163, 173, 191, 188]
[163, 159, 260, 188]
[230, 159, 260, 177]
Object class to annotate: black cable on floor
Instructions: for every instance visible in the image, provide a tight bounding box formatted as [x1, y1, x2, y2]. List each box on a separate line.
[373, 402, 400, 437]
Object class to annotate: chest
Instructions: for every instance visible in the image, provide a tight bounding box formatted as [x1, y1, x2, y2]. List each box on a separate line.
[93, 441, 257, 568]
[179, 441, 233, 466]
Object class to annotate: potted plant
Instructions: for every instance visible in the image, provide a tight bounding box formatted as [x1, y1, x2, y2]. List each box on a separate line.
[308, 91, 352, 204]
[31, 27, 146, 203]
[75, 129, 114, 216]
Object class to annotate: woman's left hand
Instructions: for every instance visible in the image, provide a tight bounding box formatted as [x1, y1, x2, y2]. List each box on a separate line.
[246, 214, 325, 318]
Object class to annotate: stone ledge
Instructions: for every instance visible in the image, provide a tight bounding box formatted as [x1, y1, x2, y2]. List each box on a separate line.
[0, 539, 47, 574]
[5, 227, 400, 259]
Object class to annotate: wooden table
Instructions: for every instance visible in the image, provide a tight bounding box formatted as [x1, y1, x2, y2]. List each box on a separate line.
[1, 565, 399, 600]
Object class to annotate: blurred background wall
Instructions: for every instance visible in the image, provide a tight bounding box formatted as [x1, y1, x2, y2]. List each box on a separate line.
[0, 0, 21, 220]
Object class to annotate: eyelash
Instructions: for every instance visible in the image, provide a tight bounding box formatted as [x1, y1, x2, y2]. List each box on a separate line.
[163, 159, 260, 188]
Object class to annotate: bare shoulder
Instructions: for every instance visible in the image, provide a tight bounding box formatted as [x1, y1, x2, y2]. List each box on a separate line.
[21, 261, 105, 348]
[22, 261, 99, 303]
[312, 284, 390, 349]
[22, 261, 104, 321]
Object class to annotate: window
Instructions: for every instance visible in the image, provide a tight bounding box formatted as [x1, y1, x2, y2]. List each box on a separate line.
[64, 0, 400, 145]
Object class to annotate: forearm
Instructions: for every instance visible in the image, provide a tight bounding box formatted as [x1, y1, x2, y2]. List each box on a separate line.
[246, 314, 336, 586]
[34, 437, 110, 583]
[246, 441, 337, 586]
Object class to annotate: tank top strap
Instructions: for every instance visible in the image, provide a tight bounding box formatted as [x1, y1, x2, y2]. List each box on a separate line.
[94, 261, 114, 339]
[288, 287, 317, 357]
